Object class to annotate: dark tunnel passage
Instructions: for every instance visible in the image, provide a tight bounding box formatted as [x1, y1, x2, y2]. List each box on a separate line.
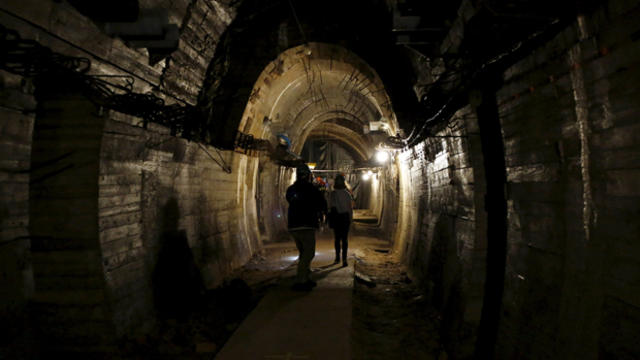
[1, 0, 640, 359]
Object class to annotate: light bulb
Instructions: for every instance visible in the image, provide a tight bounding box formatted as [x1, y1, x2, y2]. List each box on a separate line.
[375, 150, 389, 163]
[362, 173, 371, 181]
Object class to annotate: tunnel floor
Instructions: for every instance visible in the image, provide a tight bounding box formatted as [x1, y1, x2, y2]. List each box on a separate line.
[119, 229, 445, 359]
[215, 232, 355, 359]
[215, 229, 445, 360]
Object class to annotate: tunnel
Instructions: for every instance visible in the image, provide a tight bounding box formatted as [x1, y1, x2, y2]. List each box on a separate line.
[1, 0, 640, 359]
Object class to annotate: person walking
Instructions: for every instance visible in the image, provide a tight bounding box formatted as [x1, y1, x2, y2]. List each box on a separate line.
[330, 174, 353, 267]
[286, 164, 327, 291]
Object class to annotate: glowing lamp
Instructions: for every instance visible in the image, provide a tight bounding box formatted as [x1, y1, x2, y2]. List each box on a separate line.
[375, 150, 389, 163]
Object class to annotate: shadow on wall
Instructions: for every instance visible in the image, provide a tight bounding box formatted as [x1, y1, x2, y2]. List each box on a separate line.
[426, 214, 465, 357]
[152, 198, 205, 320]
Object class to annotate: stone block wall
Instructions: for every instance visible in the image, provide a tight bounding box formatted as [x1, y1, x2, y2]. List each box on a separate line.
[391, 2, 640, 358]
[0, 0, 237, 104]
[393, 106, 487, 357]
[0, 70, 36, 356]
[494, 1, 640, 358]
[99, 111, 258, 337]
[27, 87, 115, 353]
[0, 0, 248, 350]
[161, 0, 236, 102]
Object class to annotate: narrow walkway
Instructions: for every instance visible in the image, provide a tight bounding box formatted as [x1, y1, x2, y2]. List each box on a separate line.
[215, 234, 356, 360]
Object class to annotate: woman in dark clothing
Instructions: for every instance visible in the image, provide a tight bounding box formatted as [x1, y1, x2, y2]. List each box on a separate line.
[330, 174, 353, 267]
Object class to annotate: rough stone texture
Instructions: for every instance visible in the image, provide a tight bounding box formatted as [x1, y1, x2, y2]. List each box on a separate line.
[161, 0, 237, 103]
[495, 2, 640, 358]
[27, 87, 116, 354]
[0, 70, 36, 355]
[392, 106, 486, 358]
[1, 0, 639, 358]
[0, 83, 259, 353]
[99, 111, 260, 337]
[0, 1, 250, 352]
[0, 0, 237, 104]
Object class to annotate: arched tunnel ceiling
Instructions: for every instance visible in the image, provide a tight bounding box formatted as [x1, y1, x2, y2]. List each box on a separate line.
[304, 123, 370, 162]
[197, 0, 457, 149]
[237, 42, 397, 159]
[196, 0, 584, 149]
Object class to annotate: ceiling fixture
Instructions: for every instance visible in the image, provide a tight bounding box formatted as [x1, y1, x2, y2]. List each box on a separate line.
[375, 150, 390, 163]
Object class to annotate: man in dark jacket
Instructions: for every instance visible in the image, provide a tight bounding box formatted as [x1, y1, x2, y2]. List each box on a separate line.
[286, 164, 327, 291]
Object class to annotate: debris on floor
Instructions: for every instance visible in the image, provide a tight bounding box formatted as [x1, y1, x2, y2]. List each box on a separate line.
[116, 233, 448, 359]
[354, 268, 377, 287]
[351, 243, 445, 360]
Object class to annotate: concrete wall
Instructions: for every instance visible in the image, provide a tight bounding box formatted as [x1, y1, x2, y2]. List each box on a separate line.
[2, 0, 640, 358]
[0, 0, 255, 352]
[392, 106, 487, 357]
[0, 70, 36, 356]
[99, 112, 259, 337]
[494, 3, 640, 359]
[27, 83, 115, 353]
[391, 1, 640, 358]
[0, 91, 259, 353]
[256, 161, 291, 243]
[0, 0, 237, 103]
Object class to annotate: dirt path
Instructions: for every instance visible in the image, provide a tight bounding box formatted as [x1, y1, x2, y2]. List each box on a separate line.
[350, 236, 445, 360]
[117, 230, 445, 359]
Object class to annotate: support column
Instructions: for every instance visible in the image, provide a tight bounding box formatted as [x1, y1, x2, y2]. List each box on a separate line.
[472, 85, 508, 360]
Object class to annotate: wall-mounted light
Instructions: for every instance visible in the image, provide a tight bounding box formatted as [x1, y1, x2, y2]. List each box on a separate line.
[362, 170, 374, 181]
[375, 150, 390, 163]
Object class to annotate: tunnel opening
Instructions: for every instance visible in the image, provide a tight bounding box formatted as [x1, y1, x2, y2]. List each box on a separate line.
[1, 1, 640, 359]
[300, 138, 377, 218]
[230, 42, 400, 247]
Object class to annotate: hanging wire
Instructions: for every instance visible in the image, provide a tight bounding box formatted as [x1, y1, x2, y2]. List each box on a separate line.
[287, 0, 308, 44]
[0, 7, 189, 106]
[0, 23, 239, 173]
[198, 143, 232, 173]
[396, 17, 564, 149]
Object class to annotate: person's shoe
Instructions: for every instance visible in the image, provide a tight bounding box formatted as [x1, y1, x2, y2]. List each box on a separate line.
[305, 280, 317, 288]
[291, 282, 313, 291]
[334, 256, 340, 264]
[342, 259, 348, 267]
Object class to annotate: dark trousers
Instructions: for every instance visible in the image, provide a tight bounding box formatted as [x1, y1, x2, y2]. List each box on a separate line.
[333, 213, 350, 260]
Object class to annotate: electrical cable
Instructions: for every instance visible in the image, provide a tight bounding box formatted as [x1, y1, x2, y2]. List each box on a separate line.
[198, 142, 232, 173]
[287, 0, 307, 45]
[0, 7, 190, 106]
[399, 17, 564, 148]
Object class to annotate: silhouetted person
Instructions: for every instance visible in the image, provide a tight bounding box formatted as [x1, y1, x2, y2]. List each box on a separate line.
[286, 164, 327, 291]
[330, 174, 353, 267]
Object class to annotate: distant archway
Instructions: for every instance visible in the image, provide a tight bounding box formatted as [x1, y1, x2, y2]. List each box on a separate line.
[232, 43, 398, 242]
